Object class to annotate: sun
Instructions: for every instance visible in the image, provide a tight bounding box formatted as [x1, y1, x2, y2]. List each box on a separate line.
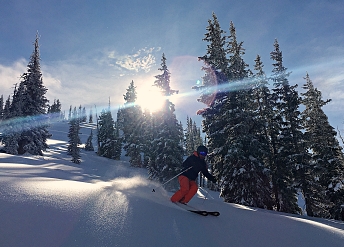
[136, 87, 166, 113]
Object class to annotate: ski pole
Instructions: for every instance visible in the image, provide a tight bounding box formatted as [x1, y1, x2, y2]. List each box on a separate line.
[199, 186, 214, 200]
[152, 166, 192, 192]
[162, 166, 192, 186]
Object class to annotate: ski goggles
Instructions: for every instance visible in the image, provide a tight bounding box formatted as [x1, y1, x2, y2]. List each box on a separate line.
[199, 151, 207, 156]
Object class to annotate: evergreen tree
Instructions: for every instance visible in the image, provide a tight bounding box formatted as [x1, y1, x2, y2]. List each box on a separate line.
[251, 54, 276, 210]
[48, 99, 62, 114]
[196, 12, 229, 187]
[68, 107, 81, 163]
[78, 105, 82, 120]
[192, 121, 203, 150]
[81, 107, 87, 122]
[68, 105, 72, 121]
[141, 108, 154, 166]
[113, 121, 122, 160]
[218, 22, 271, 209]
[89, 107, 93, 123]
[269, 39, 303, 214]
[3, 96, 11, 120]
[10, 83, 25, 118]
[85, 129, 95, 151]
[48, 99, 62, 120]
[120, 80, 143, 167]
[97, 108, 121, 159]
[301, 73, 344, 218]
[184, 116, 203, 155]
[2, 131, 20, 155]
[147, 53, 184, 189]
[184, 116, 194, 155]
[4, 33, 51, 155]
[1, 94, 21, 154]
[20, 34, 49, 117]
[0, 95, 4, 120]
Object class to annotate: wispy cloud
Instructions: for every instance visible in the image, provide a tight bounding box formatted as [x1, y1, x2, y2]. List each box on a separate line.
[0, 59, 27, 97]
[108, 47, 161, 73]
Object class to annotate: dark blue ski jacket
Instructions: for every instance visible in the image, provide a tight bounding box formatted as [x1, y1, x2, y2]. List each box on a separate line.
[181, 152, 216, 182]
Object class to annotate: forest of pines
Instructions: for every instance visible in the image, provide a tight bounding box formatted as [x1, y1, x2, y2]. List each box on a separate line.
[0, 13, 343, 220]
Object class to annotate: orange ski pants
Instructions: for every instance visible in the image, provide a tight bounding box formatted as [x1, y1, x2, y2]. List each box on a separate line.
[170, 175, 198, 204]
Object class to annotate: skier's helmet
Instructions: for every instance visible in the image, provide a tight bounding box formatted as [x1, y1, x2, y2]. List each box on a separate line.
[197, 145, 208, 156]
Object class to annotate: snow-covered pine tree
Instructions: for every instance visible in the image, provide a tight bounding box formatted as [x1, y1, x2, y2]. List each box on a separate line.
[10, 83, 25, 118]
[301, 73, 344, 219]
[2, 84, 25, 154]
[141, 108, 154, 167]
[193, 121, 203, 150]
[113, 121, 122, 160]
[179, 120, 185, 150]
[218, 22, 272, 209]
[48, 99, 61, 113]
[2, 131, 20, 155]
[0, 95, 4, 120]
[251, 54, 276, 209]
[1, 94, 21, 154]
[184, 117, 205, 186]
[4, 34, 51, 155]
[253, 56, 281, 180]
[3, 96, 11, 120]
[184, 116, 194, 155]
[81, 107, 87, 122]
[97, 108, 120, 159]
[120, 80, 143, 167]
[89, 107, 93, 123]
[269, 39, 304, 214]
[147, 53, 184, 189]
[47, 99, 62, 121]
[68, 105, 72, 121]
[78, 105, 82, 121]
[85, 129, 95, 151]
[68, 107, 81, 164]
[20, 34, 49, 117]
[184, 116, 203, 155]
[196, 13, 229, 185]
[0, 94, 3, 147]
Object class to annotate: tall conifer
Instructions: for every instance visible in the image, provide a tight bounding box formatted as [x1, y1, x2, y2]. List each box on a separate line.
[0, 95, 3, 120]
[270, 39, 303, 214]
[68, 107, 81, 163]
[301, 73, 344, 218]
[147, 54, 183, 189]
[3, 33, 51, 155]
[120, 80, 143, 167]
[219, 22, 271, 208]
[97, 108, 120, 159]
[196, 12, 229, 185]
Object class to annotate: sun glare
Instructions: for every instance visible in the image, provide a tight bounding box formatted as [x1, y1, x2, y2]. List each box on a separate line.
[136, 88, 166, 112]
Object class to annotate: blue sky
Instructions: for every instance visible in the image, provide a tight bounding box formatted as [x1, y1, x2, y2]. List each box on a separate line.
[1, 0, 344, 134]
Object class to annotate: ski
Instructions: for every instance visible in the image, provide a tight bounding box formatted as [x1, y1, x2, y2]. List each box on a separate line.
[207, 211, 220, 216]
[173, 202, 220, 217]
[188, 209, 209, 216]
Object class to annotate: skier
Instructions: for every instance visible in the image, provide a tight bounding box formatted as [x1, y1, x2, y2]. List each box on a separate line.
[170, 145, 216, 204]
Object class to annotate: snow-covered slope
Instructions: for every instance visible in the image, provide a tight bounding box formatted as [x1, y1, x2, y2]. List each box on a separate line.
[0, 122, 344, 247]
